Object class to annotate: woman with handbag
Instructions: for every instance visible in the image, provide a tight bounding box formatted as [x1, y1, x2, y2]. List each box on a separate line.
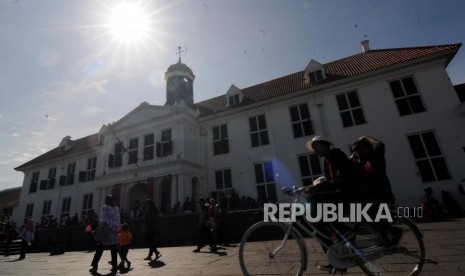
[89, 195, 121, 273]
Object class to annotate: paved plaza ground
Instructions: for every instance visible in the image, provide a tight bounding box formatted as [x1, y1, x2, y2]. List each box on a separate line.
[1, 218, 465, 275]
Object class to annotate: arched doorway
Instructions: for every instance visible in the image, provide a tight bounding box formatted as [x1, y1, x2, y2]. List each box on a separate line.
[160, 178, 172, 215]
[128, 182, 148, 219]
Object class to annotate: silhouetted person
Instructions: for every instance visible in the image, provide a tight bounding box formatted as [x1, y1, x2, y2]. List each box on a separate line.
[144, 199, 162, 261]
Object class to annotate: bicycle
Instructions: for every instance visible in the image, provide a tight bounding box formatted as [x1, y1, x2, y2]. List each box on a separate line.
[239, 186, 437, 275]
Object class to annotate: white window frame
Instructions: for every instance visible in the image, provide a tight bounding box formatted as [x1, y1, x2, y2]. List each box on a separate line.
[82, 193, 93, 217]
[336, 90, 366, 127]
[249, 114, 269, 147]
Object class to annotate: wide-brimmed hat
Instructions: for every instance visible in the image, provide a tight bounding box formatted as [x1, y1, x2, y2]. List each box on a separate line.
[306, 136, 333, 152]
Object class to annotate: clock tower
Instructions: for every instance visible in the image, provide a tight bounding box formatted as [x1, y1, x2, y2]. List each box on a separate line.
[164, 47, 195, 107]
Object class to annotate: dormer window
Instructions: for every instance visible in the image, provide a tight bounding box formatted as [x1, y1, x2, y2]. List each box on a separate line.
[58, 135, 73, 155]
[225, 84, 243, 108]
[304, 59, 325, 84]
[308, 69, 324, 83]
[228, 94, 240, 106]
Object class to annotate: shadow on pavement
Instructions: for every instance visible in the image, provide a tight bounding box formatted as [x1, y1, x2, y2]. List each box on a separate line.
[149, 259, 166, 268]
[5, 258, 25, 262]
[89, 271, 116, 276]
[193, 247, 228, 256]
[118, 267, 133, 274]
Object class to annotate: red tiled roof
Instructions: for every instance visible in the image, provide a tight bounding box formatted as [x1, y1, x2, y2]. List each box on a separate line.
[15, 133, 101, 171]
[195, 43, 461, 116]
[0, 187, 21, 208]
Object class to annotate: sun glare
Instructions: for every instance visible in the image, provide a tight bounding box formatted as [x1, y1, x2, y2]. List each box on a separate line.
[107, 2, 150, 45]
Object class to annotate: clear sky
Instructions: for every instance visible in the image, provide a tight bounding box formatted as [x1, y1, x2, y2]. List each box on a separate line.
[1, 0, 464, 191]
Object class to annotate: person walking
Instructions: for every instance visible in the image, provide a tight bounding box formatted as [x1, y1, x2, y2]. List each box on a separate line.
[144, 199, 162, 261]
[193, 199, 209, 252]
[18, 219, 35, 260]
[117, 223, 133, 269]
[350, 135, 395, 206]
[206, 198, 220, 252]
[89, 195, 121, 273]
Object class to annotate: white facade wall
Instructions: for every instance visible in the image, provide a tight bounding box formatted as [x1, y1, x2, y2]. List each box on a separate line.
[15, 147, 102, 225]
[13, 53, 465, 225]
[201, 60, 465, 208]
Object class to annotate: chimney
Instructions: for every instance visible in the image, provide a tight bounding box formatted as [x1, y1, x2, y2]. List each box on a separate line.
[361, 40, 370, 52]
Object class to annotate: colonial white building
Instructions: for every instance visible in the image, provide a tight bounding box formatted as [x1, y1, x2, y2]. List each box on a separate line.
[13, 41, 465, 224]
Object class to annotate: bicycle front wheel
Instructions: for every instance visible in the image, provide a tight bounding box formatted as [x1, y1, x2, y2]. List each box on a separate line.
[239, 221, 306, 276]
[355, 216, 425, 276]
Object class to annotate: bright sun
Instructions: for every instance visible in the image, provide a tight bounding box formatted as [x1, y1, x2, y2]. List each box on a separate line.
[107, 2, 150, 44]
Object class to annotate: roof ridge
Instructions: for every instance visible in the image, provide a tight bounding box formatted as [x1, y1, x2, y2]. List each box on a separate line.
[366, 43, 462, 53]
[196, 43, 461, 107]
[195, 43, 461, 116]
[15, 133, 100, 171]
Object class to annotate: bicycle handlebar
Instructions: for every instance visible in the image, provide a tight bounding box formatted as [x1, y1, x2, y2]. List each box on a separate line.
[281, 186, 306, 196]
[282, 186, 339, 198]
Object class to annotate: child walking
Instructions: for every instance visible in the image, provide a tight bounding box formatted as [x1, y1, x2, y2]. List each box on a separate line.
[117, 223, 133, 269]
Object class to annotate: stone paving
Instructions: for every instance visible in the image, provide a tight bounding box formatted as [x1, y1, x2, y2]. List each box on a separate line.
[1, 218, 465, 275]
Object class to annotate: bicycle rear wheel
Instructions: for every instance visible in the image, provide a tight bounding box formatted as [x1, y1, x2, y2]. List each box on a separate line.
[355, 216, 425, 276]
[239, 221, 306, 276]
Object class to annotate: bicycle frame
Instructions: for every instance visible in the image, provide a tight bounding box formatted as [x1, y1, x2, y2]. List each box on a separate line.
[275, 187, 433, 268]
[239, 186, 433, 276]
[270, 191, 361, 268]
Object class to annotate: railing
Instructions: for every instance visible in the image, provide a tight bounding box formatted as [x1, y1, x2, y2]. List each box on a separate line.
[20, 209, 264, 253]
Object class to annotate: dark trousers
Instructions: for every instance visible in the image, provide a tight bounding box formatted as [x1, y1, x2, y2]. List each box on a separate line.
[91, 243, 117, 267]
[196, 225, 209, 249]
[146, 234, 159, 257]
[118, 245, 130, 261]
[209, 227, 218, 249]
[19, 239, 29, 259]
[87, 233, 96, 252]
[5, 240, 11, 256]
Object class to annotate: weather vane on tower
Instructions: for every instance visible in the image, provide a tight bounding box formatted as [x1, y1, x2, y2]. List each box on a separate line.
[176, 46, 184, 62]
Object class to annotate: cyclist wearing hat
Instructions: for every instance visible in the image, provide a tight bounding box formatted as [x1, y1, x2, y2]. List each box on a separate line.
[304, 136, 361, 200]
[304, 136, 362, 273]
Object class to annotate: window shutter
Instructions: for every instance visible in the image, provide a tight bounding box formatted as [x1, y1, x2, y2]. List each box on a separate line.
[222, 139, 229, 153]
[108, 154, 114, 168]
[213, 141, 220, 155]
[156, 142, 161, 157]
[165, 141, 173, 156]
[49, 178, 55, 189]
[115, 154, 122, 167]
[59, 175, 67, 186]
[79, 171, 87, 182]
[67, 174, 75, 185]
[39, 180, 47, 190]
